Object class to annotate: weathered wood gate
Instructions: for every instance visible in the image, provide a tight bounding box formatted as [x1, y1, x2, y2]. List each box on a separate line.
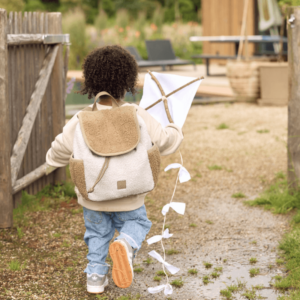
[0, 9, 69, 228]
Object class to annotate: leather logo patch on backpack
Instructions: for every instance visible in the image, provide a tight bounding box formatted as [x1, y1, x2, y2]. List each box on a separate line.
[117, 180, 126, 190]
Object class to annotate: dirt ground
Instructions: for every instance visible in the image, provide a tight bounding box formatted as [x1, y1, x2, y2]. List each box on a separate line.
[0, 103, 291, 299]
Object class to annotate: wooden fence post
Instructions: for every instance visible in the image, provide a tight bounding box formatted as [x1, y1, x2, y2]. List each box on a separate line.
[47, 13, 66, 184]
[0, 9, 13, 228]
[288, 7, 300, 189]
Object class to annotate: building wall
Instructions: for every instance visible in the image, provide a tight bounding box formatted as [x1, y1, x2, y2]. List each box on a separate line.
[202, 0, 256, 63]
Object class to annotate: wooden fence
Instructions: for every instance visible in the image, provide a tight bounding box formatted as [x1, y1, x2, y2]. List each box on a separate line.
[0, 9, 69, 228]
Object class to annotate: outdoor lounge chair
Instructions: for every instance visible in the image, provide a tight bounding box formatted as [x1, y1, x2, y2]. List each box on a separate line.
[126, 41, 196, 71]
[145, 40, 196, 71]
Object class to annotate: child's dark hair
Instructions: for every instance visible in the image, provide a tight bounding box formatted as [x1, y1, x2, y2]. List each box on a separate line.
[79, 45, 138, 100]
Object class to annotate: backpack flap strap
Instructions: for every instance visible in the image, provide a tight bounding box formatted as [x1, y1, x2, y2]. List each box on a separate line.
[92, 91, 120, 111]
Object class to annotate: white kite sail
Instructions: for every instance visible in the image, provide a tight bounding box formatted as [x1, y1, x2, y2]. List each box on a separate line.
[139, 71, 203, 128]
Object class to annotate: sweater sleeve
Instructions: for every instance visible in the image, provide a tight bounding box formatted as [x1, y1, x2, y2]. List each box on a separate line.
[136, 105, 184, 156]
[46, 114, 79, 167]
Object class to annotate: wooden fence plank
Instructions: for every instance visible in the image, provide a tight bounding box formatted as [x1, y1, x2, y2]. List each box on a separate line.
[48, 13, 66, 184]
[288, 7, 300, 189]
[13, 164, 57, 195]
[10, 45, 59, 186]
[0, 9, 13, 228]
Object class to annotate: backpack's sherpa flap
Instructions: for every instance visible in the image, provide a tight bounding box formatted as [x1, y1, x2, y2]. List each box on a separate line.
[78, 106, 140, 156]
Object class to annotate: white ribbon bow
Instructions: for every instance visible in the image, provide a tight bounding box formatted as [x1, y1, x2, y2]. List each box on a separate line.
[162, 202, 186, 216]
[148, 284, 173, 295]
[148, 250, 180, 275]
[147, 228, 173, 245]
[164, 163, 191, 183]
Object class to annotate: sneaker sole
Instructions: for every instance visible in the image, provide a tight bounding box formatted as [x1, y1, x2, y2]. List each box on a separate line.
[87, 278, 108, 294]
[109, 242, 133, 288]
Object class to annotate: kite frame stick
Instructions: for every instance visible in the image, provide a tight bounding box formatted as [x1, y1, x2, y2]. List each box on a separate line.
[147, 70, 174, 123]
[145, 75, 204, 111]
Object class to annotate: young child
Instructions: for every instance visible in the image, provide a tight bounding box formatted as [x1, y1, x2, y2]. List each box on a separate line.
[46, 45, 183, 294]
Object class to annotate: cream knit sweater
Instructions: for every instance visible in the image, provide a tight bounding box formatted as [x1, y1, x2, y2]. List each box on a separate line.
[46, 102, 183, 211]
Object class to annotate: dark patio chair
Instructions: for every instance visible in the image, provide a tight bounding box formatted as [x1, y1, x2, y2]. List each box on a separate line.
[145, 39, 196, 71]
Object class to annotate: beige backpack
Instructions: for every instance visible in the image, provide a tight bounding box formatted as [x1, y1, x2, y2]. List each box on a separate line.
[69, 92, 161, 202]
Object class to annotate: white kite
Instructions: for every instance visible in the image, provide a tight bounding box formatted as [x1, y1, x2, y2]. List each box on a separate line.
[139, 71, 203, 128]
[139, 70, 203, 296]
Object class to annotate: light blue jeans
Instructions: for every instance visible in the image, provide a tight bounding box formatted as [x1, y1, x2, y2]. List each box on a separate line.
[83, 204, 152, 275]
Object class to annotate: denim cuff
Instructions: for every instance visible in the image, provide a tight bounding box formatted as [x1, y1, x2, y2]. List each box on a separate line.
[84, 263, 110, 275]
[116, 233, 140, 257]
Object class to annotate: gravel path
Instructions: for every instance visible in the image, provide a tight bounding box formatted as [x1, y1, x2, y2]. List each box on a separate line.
[0, 103, 290, 299]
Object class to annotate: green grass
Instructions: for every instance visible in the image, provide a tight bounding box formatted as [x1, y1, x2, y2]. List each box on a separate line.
[249, 268, 260, 277]
[211, 271, 220, 278]
[257, 129, 270, 134]
[202, 276, 209, 285]
[156, 270, 167, 276]
[207, 165, 222, 171]
[276, 258, 285, 265]
[220, 289, 232, 299]
[17, 227, 24, 238]
[244, 172, 300, 216]
[205, 220, 214, 224]
[53, 232, 62, 238]
[214, 267, 223, 272]
[249, 257, 257, 264]
[232, 192, 246, 199]
[250, 240, 257, 245]
[203, 262, 212, 269]
[170, 278, 184, 288]
[189, 223, 197, 227]
[226, 284, 239, 293]
[8, 260, 26, 271]
[242, 289, 257, 299]
[143, 258, 152, 265]
[217, 123, 229, 130]
[188, 268, 198, 275]
[166, 249, 180, 255]
[133, 267, 143, 273]
[153, 276, 161, 281]
[223, 259, 228, 263]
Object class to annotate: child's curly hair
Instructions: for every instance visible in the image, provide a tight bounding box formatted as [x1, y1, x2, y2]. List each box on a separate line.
[79, 45, 138, 99]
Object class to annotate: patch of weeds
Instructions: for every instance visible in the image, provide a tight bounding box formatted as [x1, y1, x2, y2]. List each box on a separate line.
[249, 257, 257, 264]
[242, 289, 257, 299]
[189, 223, 197, 227]
[71, 208, 82, 215]
[96, 295, 109, 300]
[207, 165, 222, 171]
[153, 276, 161, 282]
[170, 278, 184, 288]
[220, 289, 233, 299]
[203, 262, 212, 269]
[62, 240, 70, 248]
[156, 270, 167, 276]
[164, 224, 170, 230]
[236, 279, 246, 289]
[116, 295, 141, 300]
[268, 264, 274, 269]
[252, 284, 264, 290]
[133, 267, 143, 273]
[53, 232, 62, 238]
[17, 227, 24, 238]
[8, 260, 21, 271]
[227, 284, 239, 293]
[249, 268, 260, 277]
[232, 192, 246, 199]
[143, 258, 152, 265]
[223, 259, 228, 263]
[217, 123, 229, 130]
[205, 220, 214, 224]
[67, 267, 73, 271]
[257, 129, 269, 134]
[195, 173, 202, 178]
[276, 258, 285, 265]
[188, 268, 198, 275]
[250, 240, 257, 245]
[166, 249, 180, 255]
[203, 275, 210, 285]
[273, 275, 282, 281]
[211, 271, 220, 278]
[244, 173, 300, 215]
[214, 267, 223, 272]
